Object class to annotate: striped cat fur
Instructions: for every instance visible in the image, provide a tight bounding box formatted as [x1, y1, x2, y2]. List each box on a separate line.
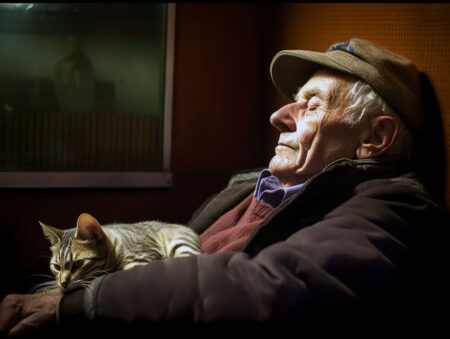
[38, 213, 201, 292]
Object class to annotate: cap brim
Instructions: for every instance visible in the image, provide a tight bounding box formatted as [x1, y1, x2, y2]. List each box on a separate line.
[270, 50, 355, 101]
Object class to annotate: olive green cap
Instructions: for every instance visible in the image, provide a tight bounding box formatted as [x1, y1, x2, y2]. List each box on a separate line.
[270, 38, 424, 132]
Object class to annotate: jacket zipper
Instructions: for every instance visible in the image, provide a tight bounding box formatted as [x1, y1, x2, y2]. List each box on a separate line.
[300, 160, 342, 189]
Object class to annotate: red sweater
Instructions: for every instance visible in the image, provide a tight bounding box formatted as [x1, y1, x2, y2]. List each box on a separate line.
[200, 194, 274, 253]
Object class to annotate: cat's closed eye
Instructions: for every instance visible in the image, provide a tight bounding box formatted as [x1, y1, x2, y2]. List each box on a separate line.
[72, 260, 84, 270]
[52, 263, 61, 272]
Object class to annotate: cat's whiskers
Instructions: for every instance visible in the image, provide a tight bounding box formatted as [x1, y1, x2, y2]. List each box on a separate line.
[75, 270, 110, 285]
[25, 273, 56, 280]
[88, 269, 110, 277]
[28, 280, 60, 294]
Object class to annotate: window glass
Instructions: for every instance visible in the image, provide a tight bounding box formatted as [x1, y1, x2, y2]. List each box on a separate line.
[0, 3, 172, 186]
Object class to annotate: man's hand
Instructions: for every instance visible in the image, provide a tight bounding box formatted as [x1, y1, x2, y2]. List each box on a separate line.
[0, 293, 61, 337]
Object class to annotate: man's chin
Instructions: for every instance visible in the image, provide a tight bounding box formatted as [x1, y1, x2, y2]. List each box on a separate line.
[269, 160, 294, 184]
[268, 155, 296, 175]
[268, 156, 281, 175]
[269, 161, 311, 187]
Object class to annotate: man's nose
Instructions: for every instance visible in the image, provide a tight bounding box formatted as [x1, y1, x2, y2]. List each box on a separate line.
[270, 102, 302, 132]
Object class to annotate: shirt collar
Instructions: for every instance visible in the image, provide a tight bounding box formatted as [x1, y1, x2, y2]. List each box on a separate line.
[254, 169, 305, 208]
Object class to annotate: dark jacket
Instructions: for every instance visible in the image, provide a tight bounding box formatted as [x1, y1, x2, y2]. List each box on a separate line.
[57, 158, 448, 334]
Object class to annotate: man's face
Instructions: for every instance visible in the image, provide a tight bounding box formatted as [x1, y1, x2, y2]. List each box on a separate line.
[269, 69, 365, 187]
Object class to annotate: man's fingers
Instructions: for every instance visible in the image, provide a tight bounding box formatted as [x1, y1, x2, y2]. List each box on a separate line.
[0, 293, 60, 337]
[0, 294, 23, 335]
[7, 312, 46, 338]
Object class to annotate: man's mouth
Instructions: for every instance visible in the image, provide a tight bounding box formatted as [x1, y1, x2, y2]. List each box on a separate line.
[278, 142, 297, 151]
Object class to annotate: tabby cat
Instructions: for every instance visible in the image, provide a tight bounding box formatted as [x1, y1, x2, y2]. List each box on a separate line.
[37, 213, 201, 292]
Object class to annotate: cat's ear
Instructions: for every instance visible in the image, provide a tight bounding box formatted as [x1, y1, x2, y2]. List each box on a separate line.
[39, 222, 64, 246]
[76, 213, 105, 241]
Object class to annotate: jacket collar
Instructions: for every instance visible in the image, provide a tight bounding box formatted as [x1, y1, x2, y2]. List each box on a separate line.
[242, 157, 414, 255]
[303, 157, 412, 186]
[188, 157, 413, 236]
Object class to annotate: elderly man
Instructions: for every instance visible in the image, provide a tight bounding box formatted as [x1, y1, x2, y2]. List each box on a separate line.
[0, 38, 447, 336]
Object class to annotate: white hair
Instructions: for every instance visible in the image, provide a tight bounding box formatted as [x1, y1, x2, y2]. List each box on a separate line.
[338, 80, 416, 162]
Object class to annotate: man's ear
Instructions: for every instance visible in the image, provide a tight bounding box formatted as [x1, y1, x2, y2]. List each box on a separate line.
[356, 116, 399, 159]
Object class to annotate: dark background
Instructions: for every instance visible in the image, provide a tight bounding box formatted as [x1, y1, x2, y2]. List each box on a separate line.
[1, 3, 449, 298]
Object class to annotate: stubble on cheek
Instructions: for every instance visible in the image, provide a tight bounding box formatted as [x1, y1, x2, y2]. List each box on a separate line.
[295, 123, 316, 164]
[269, 120, 317, 173]
[297, 122, 316, 150]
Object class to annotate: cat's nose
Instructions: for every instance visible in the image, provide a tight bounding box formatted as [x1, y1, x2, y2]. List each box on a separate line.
[61, 281, 68, 289]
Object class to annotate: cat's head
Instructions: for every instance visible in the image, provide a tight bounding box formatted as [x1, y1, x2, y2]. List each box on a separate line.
[40, 213, 113, 289]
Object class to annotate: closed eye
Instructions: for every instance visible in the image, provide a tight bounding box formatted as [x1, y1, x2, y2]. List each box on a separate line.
[70, 257, 105, 272]
[52, 263, 61, 271]
[307, 96, 321, 111]
[72, 259, 85, 271]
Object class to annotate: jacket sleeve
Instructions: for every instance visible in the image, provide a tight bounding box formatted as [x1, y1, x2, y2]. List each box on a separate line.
[57, 178, 446, 326]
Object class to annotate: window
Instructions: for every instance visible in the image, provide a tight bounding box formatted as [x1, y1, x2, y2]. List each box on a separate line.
[0, 3, 174, 187]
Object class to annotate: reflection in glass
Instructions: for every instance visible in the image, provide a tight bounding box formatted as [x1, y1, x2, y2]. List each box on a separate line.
[0, 4, 168, 172]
